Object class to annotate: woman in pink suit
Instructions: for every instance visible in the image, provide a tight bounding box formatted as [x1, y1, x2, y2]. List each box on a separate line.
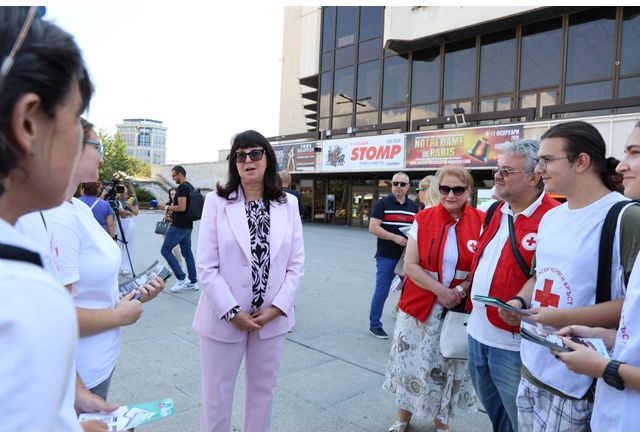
[193, 130, 304, 432]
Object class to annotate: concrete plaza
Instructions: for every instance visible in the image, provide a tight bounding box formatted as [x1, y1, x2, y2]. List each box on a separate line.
[111, 211, 492, 432]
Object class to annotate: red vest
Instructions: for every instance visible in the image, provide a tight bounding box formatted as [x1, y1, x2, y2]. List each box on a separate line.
[399, 203, 484, 322]
[469, 194, 560, 332]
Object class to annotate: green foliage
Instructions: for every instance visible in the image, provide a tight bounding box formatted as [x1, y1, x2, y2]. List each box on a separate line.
[98, 131, 151, 182]
[134, 186, 155, 202]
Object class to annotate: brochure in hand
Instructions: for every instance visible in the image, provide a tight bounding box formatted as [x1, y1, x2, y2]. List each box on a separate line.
[118, 260, 172, 300]
[78, 398, 175, 431]
[472, 294, 533, 315]
[520, 318, 610, 358]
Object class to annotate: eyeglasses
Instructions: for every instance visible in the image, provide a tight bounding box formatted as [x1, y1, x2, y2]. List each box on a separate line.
[392, 181, 408, 187]
[85, 140, 105, 158]
[535, 156, 574, 172]
[439, 185, 466, 196]
[0, 7, 45, 92]
[493, 167, 530, 178]
[234, 149, 265, 163]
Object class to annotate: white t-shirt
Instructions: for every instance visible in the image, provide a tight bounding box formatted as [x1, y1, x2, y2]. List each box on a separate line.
[591, 255, 640, 431]
[0, 219, 80, 431]
[467, 192, 545, 352]
[521, 191, 628, 398]
[48, 198, 122, 389]
[15, 210, 60, 281]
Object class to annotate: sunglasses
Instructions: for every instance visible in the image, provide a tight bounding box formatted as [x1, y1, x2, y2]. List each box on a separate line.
[85, 140, 105, 158]
[439, 185, 466, 196]
[392, 181, 408, 187]
[0, 7, 46, 92]
[234, 149, 265, 163]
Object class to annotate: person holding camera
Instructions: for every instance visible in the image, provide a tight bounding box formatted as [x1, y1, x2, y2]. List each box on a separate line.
[47, 118, 164, 402]
[116, 181, 138, 275]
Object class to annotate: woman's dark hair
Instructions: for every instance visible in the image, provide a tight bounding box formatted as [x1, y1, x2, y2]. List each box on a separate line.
[81, 181, 100, 196]
[541, 121, 617, 191]
[216, 130, 286, 203]
[0, 7, 93, 196]
[80, 117, 94, 143]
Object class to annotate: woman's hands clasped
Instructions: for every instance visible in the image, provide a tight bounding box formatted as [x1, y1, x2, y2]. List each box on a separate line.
[230, 306, 284, 332]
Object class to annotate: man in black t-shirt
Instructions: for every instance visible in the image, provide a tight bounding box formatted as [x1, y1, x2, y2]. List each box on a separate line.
[158, 166, 198, 292]
[368, 172, 419, 339]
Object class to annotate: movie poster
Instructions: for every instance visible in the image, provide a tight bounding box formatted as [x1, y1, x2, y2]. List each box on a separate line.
[405, 125, 523, 169]
[321, 134, 405, 171]
[272, 142, 318, 172]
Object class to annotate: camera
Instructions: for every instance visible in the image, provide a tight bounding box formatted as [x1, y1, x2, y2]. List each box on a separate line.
[102, 177, 125, 208]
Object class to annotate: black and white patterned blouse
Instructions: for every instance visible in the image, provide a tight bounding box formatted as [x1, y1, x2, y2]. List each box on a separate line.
[223, 199, 271, 322]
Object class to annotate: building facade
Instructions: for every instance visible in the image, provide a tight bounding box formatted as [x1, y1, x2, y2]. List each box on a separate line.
[274, 6, 640, 227]
[116, 118, 168, 165]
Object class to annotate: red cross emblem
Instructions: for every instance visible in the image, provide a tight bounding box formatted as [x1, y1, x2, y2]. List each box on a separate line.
[467, 239, 478, 253]
[534, 278, 560, 308]
[521, 232, 537, 251]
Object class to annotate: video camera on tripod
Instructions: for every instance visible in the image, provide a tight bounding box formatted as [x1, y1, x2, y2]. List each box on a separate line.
[102, 177, 126, 209]
[102, 177, 136, 276]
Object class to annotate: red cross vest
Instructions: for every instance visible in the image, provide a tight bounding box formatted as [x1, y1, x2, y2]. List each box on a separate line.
[469, 194, 560, 333]
[399, 203, 484, 322]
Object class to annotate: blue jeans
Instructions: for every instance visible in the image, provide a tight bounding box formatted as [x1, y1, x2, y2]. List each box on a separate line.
[161, 225, 197, 283]
[369, 256, 398, 329]
[467, 335, 522, 432]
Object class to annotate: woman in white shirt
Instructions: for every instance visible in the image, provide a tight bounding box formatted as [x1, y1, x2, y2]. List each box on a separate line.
[0, 6, 93, 431]
[48, 118, 164, 400]
[556, 122, 640, 432]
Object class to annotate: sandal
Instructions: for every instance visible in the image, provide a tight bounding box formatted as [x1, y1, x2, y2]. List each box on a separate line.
[388, 420, 409, 432]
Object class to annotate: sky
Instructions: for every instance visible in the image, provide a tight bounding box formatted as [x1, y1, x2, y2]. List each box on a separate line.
[42, 0, 287, 163]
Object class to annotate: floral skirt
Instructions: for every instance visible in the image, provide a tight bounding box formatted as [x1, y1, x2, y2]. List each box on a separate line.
[382, 306, 478, 423]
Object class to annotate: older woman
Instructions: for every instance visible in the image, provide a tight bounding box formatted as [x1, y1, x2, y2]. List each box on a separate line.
[0, 6, 93, 430]
[193, 130, 304, 432]
[417, 175, 440, 209]
[383, 165, 483, 432]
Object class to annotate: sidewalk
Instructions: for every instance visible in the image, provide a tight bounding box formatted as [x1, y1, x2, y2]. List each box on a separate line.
[112, 211, 492, 432]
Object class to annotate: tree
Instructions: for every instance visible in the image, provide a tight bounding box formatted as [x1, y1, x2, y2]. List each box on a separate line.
[98, 131, 151, 182]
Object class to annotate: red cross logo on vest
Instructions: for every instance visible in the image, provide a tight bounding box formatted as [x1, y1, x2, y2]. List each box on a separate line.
[521, 232, 537, 251]
[534, 278, 560, 307]
[467, 239, 478, 253]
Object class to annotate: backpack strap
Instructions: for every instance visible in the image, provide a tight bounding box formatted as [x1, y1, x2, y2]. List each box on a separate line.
[483, 200, 501, 229]
[507, 215, 532, 278]
[0, 243, 43, 267]
[89, 199, 100, 210]
[596, 200, 636, 304]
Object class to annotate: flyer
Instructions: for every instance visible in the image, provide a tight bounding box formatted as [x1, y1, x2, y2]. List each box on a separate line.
[78, 398, 175, 431]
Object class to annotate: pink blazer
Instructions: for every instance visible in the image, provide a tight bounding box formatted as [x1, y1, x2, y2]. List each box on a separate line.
[192, 188, 304, 343]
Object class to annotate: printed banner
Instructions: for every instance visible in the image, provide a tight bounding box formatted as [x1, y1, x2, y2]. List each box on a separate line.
[273, 142, 317, 172]
[405, 125, 523, 169]
[321, 135, 405, 171]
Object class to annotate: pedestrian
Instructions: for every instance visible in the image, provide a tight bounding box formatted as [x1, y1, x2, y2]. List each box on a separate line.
[116, 180, 138, 275]
[193, 129, 304, 431]
[416, 175, 439, 209]
[500, 121, 640, 431]
[552, 121, 640, 431]
[158, 166, 199, 292]
[279, 169, 304, 216]
[79, 181, 115, 239]
[466, 139, 559, 432]
[368, 172, 419, 339]
[384, 165, 483, 432]
[0, 6, 93, 431]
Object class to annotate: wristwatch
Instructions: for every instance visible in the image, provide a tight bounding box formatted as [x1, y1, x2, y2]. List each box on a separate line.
[603, 360, 626, 390]
[455, 285, 466, 298]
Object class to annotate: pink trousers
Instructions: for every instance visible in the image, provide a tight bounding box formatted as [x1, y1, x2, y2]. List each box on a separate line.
[199, 331, 287, 432]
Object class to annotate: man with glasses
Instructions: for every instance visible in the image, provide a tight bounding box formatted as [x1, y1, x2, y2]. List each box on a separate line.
[466, 139, 559, 432]
[368, 172, 419, 339]
[158, 166, 199, 292]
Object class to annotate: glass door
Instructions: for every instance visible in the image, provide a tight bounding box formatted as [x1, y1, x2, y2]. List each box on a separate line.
[351, 178, 375, 227]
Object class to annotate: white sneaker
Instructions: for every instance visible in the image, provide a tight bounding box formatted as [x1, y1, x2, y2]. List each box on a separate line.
[184, 281, 199, 291]
[170, 278, 190, 292]
[120, 269, 131, 276]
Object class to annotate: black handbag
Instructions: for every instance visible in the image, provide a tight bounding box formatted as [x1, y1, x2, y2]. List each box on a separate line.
[155, 220, 170, 235]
